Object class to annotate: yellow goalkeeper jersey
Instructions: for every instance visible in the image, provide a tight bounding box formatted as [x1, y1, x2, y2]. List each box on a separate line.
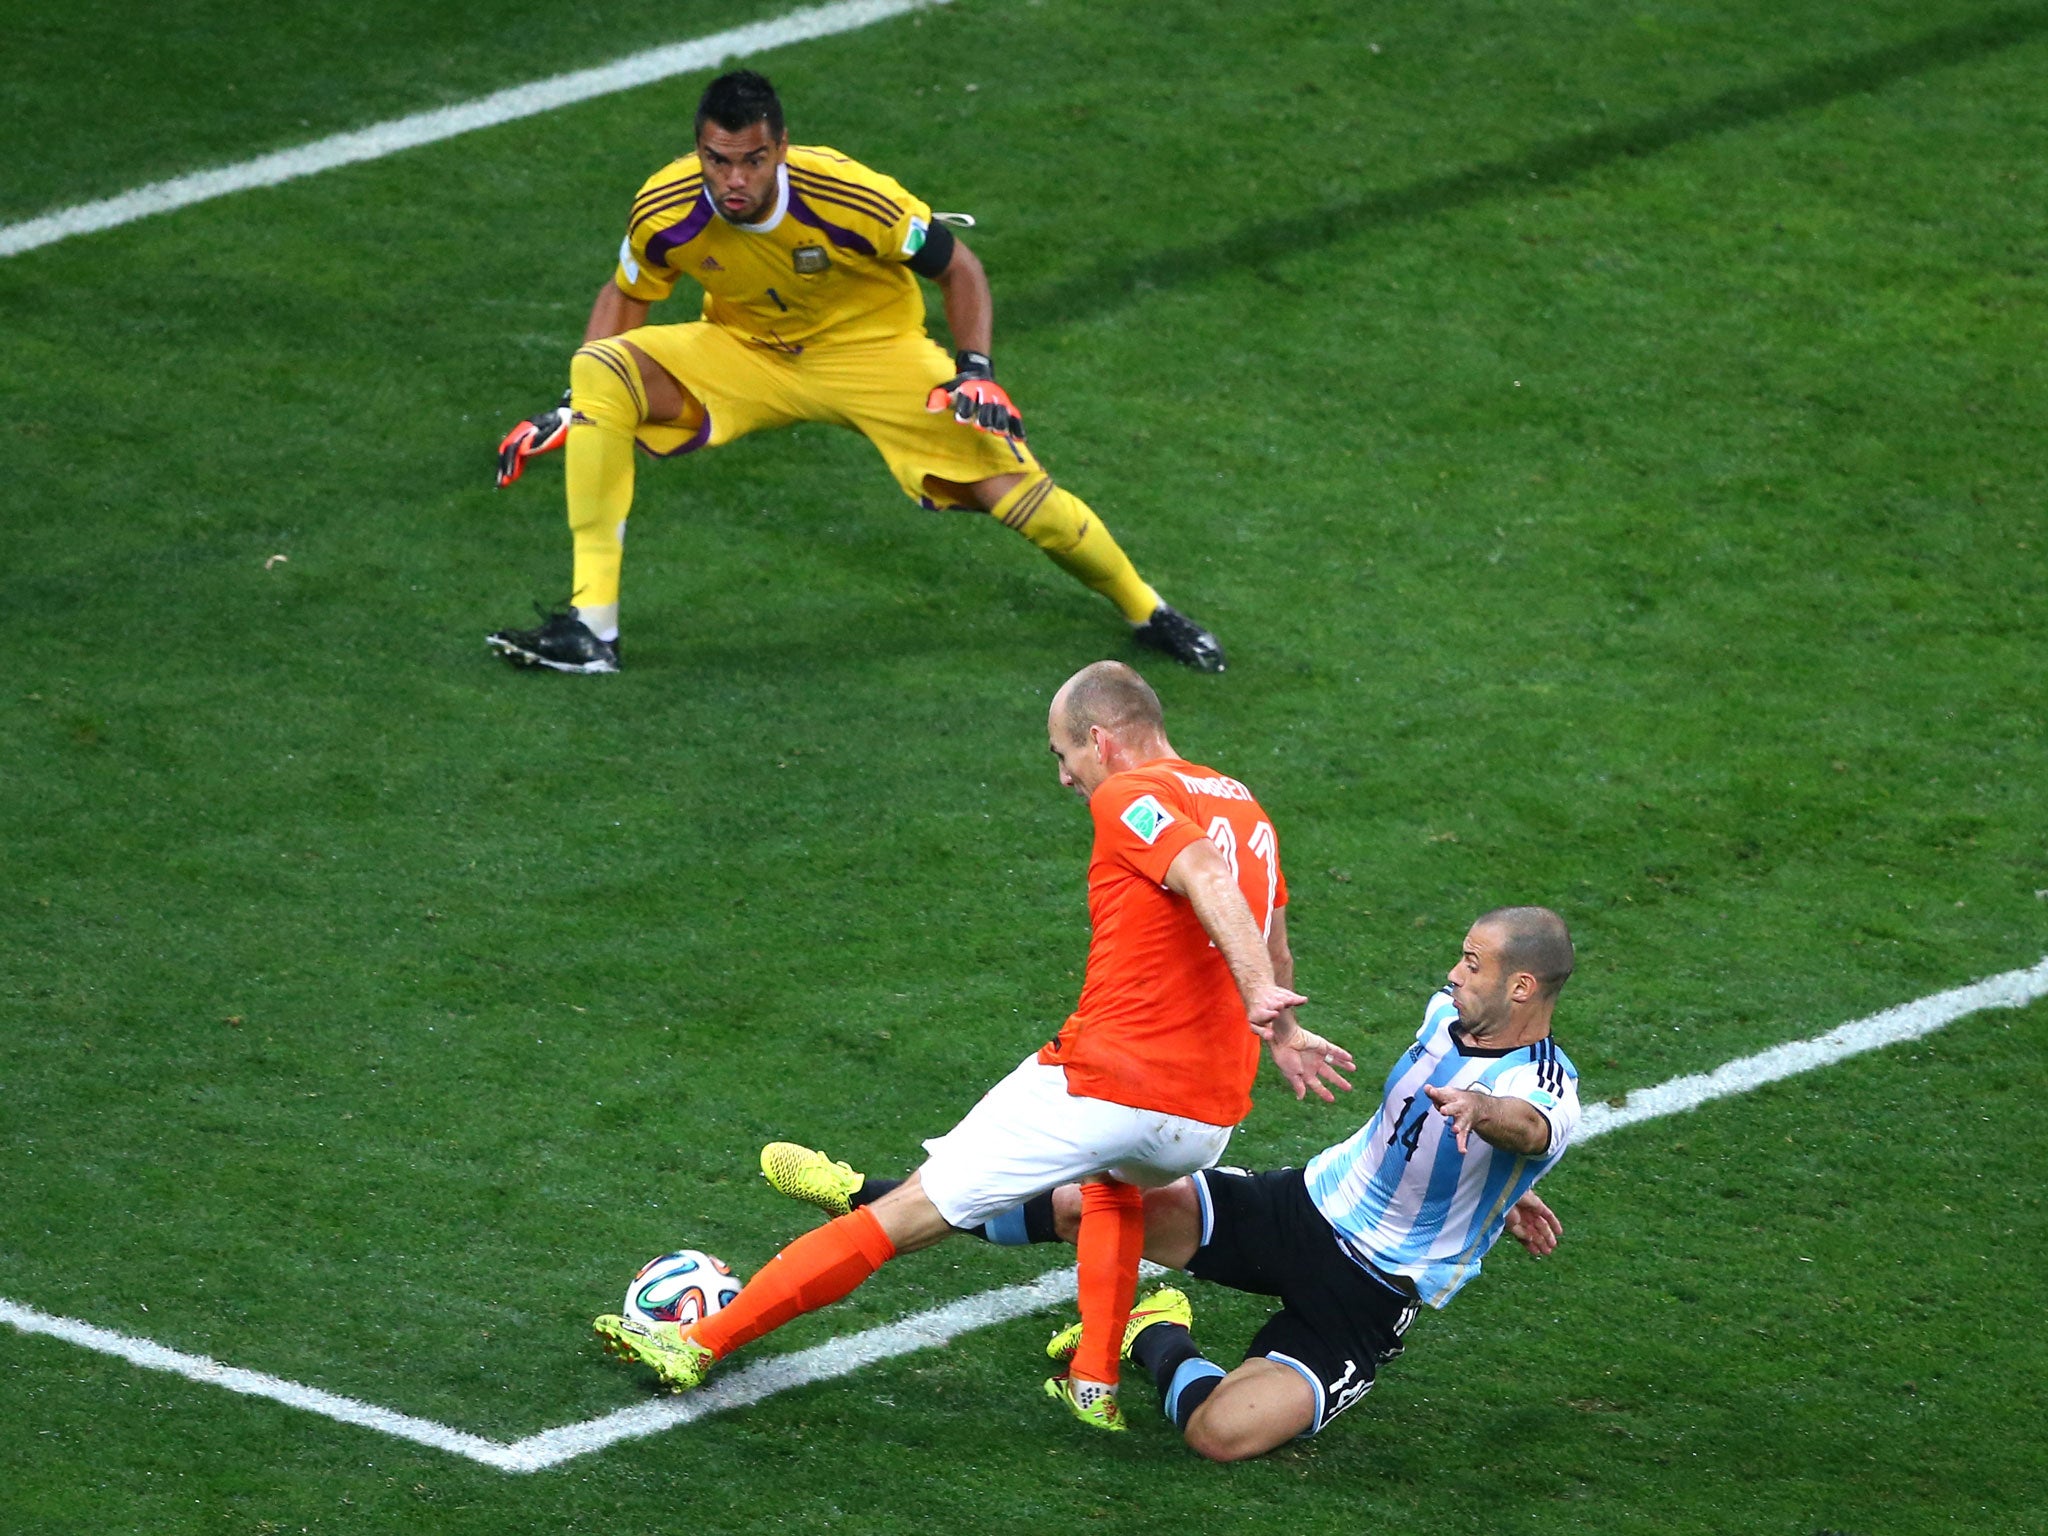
[613, 145, 936, 349]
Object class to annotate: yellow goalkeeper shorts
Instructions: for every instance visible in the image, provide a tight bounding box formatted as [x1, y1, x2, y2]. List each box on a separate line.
[623, 322, 1039, 508]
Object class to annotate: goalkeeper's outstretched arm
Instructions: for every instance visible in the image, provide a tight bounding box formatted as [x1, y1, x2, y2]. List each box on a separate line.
[925, 233, 992, 357]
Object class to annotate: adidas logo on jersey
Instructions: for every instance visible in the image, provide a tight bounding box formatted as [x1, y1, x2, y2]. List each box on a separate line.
[699, 256, 725, 271]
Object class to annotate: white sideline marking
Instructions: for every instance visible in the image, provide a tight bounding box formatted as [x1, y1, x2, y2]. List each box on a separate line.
[1574, 951, 2048, 1141]
[5, 952, 2044, 1470]
[0, 0, 948, 260]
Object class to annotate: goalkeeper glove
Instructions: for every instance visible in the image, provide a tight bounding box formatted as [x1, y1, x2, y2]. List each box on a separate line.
[495, 388, 573, 488]
[925, 351, 1025, 442]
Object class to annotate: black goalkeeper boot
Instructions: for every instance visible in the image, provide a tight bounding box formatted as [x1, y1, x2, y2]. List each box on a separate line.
[1132, 603, 1226, 673]
[486, 607, 621, 674]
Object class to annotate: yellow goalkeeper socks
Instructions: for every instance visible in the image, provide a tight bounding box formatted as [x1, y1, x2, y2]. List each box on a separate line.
[989, 474, 1161, 624]
[564, 341, 646, 623]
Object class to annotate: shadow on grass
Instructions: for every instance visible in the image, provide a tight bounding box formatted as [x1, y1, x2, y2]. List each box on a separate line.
[1011, 3, 2048, 331]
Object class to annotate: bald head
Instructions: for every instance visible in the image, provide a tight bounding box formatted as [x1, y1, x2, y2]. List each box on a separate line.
[1046, 661, 1175, 802]
[1474, 906, 1575, 1001]
[1053, 660, 1166, 743]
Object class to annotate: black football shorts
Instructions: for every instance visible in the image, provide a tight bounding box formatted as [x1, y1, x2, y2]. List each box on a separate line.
[1185, 1165, 1420, 1434]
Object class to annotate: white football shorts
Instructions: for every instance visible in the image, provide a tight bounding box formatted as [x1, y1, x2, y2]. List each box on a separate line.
[918, 1056, 1237, 1229]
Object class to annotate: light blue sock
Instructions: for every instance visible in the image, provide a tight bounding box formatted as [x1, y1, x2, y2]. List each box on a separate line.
[981, 1205, 1031, 1246]
[1164, 1357, 1227, 1428]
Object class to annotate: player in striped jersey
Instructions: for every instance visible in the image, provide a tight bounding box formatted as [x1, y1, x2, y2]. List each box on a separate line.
[760, 906, 1577, 1459]
[487, 69, 1223, 676]
[1110, 906, 1577, 1457]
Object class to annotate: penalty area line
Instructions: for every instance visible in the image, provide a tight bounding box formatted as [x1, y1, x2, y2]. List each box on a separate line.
[4, 951, 2044, 1471]
[0, 0, 949, 260]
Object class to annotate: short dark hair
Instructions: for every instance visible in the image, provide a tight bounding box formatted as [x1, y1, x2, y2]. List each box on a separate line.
[696, 70, 784, 139]
[1477, 906, 1575, 1001]
[1059, 661, 1165, 742]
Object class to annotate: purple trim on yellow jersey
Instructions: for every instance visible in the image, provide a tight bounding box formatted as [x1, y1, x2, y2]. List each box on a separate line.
[629, 185, 704, 237]
[789, 181, 903, 234]
[634, 412, 714, 458]
[632, 174, 703, 225]
[787, 161, 902, 208]
[786, 167, 902, 224]
[643, 194, 717, 269]
[786, 191, 877, 256]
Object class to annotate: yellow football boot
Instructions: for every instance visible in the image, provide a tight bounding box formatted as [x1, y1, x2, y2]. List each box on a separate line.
[591, 1313, 715, 1392]
[1045, 1285, 1194, 1364]
[760, 1142, 865, 1218]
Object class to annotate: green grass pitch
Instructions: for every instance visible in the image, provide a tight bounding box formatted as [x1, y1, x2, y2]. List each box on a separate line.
[3, 0, 2044, 1531]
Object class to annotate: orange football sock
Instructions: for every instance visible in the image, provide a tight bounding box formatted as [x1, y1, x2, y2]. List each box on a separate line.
[691, 1206, 897, 1361]
[1072, 1180, 1146, 1386]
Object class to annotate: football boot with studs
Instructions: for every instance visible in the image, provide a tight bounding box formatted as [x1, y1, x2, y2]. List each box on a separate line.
[1042, 1373, 1128, 1433]
[487, 607, 620, 674]
[1132, 604, 1225, 673]
[591, 1313, 714, 1392]
[1046, 1285, 1194, 1366]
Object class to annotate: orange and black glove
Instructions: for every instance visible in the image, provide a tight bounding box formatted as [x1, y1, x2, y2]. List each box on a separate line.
[495, 388, 573, 488]
[925, 351, 1025, 442]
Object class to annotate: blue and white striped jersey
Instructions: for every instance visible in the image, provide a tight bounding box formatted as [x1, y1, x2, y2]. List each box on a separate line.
[1305, 987, 1579, 1309]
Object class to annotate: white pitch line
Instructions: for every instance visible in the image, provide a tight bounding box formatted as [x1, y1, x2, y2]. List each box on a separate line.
[0, 0, 948, 260]
[502, 1264, 1085, 1472]
[0, 1265, 1086, 1474]
[1575, 951, 2048, 1142]
[0, 1296, 526, 1471]
[5, 951, 2044, 1471]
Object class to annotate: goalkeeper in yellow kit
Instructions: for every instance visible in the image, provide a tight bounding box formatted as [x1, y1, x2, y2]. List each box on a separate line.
[487, 70, 1223, 675]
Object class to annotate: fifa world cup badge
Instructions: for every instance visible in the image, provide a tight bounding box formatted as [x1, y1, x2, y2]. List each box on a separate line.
[792, 245, 829, 274]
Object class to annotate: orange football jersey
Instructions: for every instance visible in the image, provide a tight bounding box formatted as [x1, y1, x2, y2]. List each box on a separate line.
[1038, 758, 1288, 1127]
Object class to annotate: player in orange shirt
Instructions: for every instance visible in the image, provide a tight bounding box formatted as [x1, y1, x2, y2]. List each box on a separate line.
[1027, 662, 1353, 1428]
[592, 661, 1353, 1417]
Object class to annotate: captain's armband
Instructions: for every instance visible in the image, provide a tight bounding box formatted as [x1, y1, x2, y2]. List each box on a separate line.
[905, 218, 957, 278]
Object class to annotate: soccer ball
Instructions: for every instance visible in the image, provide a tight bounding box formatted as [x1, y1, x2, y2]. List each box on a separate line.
[622, 1250, 742, 1329]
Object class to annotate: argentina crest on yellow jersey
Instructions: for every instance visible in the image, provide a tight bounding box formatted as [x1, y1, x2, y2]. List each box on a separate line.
[612, 146, 936, 346]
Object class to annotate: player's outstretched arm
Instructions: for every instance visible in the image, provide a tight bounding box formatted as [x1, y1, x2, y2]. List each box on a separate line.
[1424, 1083, 1552, 1156]
[1256, 908, 1353, 1102]
[926, 233, 992, 357]
[584, 280, 651, 343]
[1267, 1026, 1355, 1103]
[1503, 1190, 1563, 1258]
